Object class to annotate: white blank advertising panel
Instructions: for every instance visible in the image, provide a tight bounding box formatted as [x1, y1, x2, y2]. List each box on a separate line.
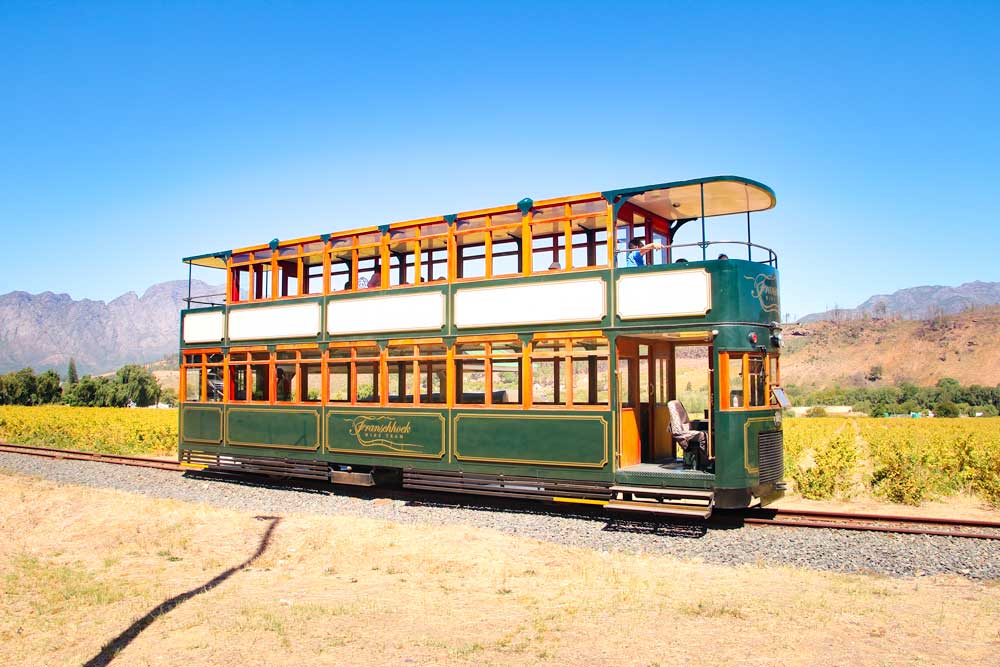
[228, 302, 322, 341]
[454, 278, 606, 329]
[616, 270, 711, 319]
[327, 291, 446, 335]
[182, 311, 225, 344]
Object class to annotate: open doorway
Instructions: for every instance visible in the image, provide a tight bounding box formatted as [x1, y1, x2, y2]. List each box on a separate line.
[616, 335, 713, 470]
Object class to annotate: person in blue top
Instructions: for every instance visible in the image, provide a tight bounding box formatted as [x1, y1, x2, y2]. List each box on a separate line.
[624, 237, 663, 267]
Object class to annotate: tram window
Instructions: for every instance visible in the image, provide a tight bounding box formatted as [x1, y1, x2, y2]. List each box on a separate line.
[328, 363, 350, 402]
[571, 338, 610, 405]
[356, 362, 380, 403]
[531, 340, 567, 406]
[387, 359, 414, 403]
[492, 341, 522, 404]
[457, 241, 486, 279]
[490, 230, 521, 277]
[230, 265, 249, 302]
[420, 245, 448, 283]
[727, 355, 744, 408]
[638, 345, 650, 403]
[388, 240, 416, 287]
[278, 259, 299, 297]
[230, 365, 248, 401]
[303, 253, 324, 295]
[206, 353, 224, 402]
[530, 224, 565, 272]
[417, 343, 447, 405]
[330, 257, 351, 292]
[275, 364, 296, 402]
[618, 358, 634, 408]
[454, 342, 483, 404]
[748, 355, 767, 407]
[184, 367, 202, 402]
[358, 254, 381, 289]
[250, 363, 269, 401]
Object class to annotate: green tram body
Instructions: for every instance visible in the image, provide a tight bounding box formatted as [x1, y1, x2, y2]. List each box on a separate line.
[178, 176, 785, 515]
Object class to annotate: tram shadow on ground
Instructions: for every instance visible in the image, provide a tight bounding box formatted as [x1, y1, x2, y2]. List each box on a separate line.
[182, 470, 725, 539]
[83, 515, 282, 667]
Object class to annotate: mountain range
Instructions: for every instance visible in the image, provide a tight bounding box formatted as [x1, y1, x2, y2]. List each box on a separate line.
[0, 280, 219, 375]
[800, 281, 1000, 323]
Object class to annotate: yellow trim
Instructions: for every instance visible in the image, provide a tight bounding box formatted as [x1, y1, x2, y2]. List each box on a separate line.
[324, 409, 446, 459]
[180, 405, 224, 446]
[180, 462, 208, 470]
[452, 413, 609, 468]
[225, 407, 322, 450]
[553, 497, 608, 506]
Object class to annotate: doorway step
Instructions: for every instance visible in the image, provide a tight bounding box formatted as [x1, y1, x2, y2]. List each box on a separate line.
[605, 485, 715, 519]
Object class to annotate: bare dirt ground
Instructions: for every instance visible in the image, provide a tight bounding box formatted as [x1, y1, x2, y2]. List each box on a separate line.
[2, 471, 999, 667]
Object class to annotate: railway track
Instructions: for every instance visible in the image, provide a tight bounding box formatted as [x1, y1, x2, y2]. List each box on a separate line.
[0, 443, 184, 472]
[742, 507, 1000, 540]
[2, 442, 999, 540]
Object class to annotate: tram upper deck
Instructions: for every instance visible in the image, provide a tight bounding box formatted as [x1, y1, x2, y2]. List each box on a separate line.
[180, 176, 778, 347]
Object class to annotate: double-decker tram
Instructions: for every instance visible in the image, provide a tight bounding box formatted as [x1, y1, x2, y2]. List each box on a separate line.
[179, 175, 787, 518]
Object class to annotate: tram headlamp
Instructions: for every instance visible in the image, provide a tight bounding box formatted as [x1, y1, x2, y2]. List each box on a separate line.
[748, 332, 758, 345]
[774, 410, 783, 426]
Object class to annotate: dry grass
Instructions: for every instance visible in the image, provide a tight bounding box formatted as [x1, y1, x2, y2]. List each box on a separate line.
[1, 471, 999, 666]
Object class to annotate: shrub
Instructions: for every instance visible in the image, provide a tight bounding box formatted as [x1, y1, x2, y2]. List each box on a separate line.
[935, 402, 960, 418]
[805, 406, 828, 418]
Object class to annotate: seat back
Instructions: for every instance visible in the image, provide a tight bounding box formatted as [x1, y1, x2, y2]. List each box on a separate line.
[667, 400, 690, 435]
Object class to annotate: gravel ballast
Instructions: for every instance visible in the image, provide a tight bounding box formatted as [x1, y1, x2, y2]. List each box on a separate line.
[2, 452, 997, 580]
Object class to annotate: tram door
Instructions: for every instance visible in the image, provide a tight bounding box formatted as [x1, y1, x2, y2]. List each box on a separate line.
[617, 338, 674, 467]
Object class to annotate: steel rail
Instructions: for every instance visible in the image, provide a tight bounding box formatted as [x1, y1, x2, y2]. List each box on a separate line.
[0, 443, 184, 472]
[742, 508, 1000, 540]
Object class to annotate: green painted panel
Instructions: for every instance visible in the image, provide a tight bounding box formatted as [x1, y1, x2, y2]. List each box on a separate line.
[454, 411, 608, 468]
[712, 410, 779, 488]
[326, 409, 446, 459]
[181, 405, 223, 445]
[226, 407, 321, 450]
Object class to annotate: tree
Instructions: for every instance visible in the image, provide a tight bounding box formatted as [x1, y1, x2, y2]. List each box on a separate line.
[36, 370, 62, 404]
[866, 365, 883, 382]
[935, 401, 960, 418]
[67, 358, 79, 385]
[114, 365, 161, 407]
[159, 387, 178, 407]
[9, 368, 38, 405]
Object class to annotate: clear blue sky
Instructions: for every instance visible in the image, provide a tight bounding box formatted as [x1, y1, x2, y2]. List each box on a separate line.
[2, 1, 998, 318]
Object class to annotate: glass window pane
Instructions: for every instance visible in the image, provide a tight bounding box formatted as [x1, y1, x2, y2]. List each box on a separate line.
[749, 355, 767, 407]
[492, 359, 520, 404]
[206, 366, 224, 402]
[356, 362, 379, 403]
[573, 357, 609, 405]
[618, 358, 633, 408]
[728, 356, 744, 408]
[457, 358, 486, 403]
[251, 351, 270, 361]
[277, 351, 297, 360]
[230, 352, 248, 362]
[301, 363, 321, 402]
[531, 358, 566, 405]
[328, 346, 352, 359]
[251, 365, 269, 401]
[231, 365, 248, 401]
[328, 363, 350, 402]
[388, 345, 415, 357]
[387, 360, 414, 403]
[456, 343, 485, 356]
[418, 360, 446, 404]
[276, 364, 296, 402]
[185, 367, 202, 402]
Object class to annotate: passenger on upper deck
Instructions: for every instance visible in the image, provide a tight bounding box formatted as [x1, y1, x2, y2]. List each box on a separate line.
[624, 238, 663, 268]
[367, 261, 382, 288]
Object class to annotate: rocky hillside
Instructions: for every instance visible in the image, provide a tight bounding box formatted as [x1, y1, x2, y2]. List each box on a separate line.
[0, 280, 220, 375]
[781, 306, 1000, 390]
[801, 281, 1000, 322]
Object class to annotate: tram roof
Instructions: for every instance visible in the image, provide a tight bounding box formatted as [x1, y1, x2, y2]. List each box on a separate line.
[184, 175, 776, 268]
